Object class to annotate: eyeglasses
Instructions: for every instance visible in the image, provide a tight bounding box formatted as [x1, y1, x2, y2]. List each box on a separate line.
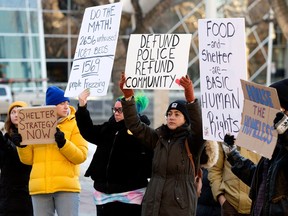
[112, 107, 123, 114]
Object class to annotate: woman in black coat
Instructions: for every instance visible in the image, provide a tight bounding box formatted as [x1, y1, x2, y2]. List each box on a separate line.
[75, 89, 153, 216]
[0, 101, 33, 216]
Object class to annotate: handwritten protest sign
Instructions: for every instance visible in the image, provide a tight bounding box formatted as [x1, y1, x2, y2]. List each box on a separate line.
[18, 106, 57, 145]
[65, 2, 122, 97]
[235, 80, 281, 159]
[198, 18, 247, 141]
[124, 34, 192, 89]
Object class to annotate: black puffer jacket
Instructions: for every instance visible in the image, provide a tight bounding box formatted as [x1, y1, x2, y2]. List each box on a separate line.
[227, 135, 288, 216]
[75, 105, 153, 194]
[0, 132, 33, 216]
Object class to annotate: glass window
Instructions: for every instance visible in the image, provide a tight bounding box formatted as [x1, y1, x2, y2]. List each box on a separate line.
[0, 11, 28, 33]
[0, 0, 37, 8]
[30, 11, 39, 33]
[45, 37, 68, 58]
[0, 36, 31, 59]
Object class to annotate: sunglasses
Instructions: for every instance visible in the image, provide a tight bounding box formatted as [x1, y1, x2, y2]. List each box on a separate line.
[112, 107, 123, 114]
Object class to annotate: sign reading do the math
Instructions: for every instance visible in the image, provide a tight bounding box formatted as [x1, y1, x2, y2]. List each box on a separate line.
[18, 106, 57, 145]
[65, 2, 122, 97]
[198, 18, 247, 141]
[124, 34, 192, 90]
[236, 80, 280, 159]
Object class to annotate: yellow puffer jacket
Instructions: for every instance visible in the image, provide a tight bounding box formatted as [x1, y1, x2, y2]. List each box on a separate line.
[17, 106, 88, 195]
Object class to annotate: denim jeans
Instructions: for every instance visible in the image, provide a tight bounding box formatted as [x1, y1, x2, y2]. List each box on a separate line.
[32, 192, 80, 216]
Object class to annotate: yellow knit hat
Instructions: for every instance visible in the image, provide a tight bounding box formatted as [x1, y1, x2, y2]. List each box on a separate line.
[8, 101, 28, 114]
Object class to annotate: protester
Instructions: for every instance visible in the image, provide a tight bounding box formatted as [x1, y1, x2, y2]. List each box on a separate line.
[15, 86, 88, 216]
[197, 142, 221, 216]
[0, 101, 33, 216]
[75, 88, 153, 216]
[208, 143, 260, 216]
[222, 78, 288, 215]
[119, 72, 209, 216]
[196, 169, 221, 216]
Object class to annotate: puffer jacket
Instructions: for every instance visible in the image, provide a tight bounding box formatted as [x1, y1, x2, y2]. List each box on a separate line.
[121, 98, 205, 216]
[0, 131, 33, 216]
[17, 105, 88, 195]
[75, 104, 153, 194]
[208, 143, 261, 214]
[227, 135, 288, 216]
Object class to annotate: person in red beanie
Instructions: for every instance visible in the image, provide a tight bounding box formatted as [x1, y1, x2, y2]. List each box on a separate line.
[222, 78, 288, 216]
[0, 101, 33, 216]
[119, 72, 216, 216]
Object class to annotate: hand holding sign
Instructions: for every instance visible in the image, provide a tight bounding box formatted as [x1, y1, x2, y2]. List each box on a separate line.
[119, 72, 134, 99]
[222, 133, 236, 155]
[79, 89, 90, 107]
[12, 131, 26, 148]
[179, 75, 195, 103]
[55, 128, 66, 149]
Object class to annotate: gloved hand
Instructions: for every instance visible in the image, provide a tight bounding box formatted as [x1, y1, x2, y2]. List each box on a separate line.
[179, 75, 195, 103]
[11, 132, 26, 148]
[273, 112, 288, 134]
[119, 72, 134, 99]
[222, 133, 236, 155]
[0, 132, 7, 145]
[78, 88, 90, 107]
[55, 128, 66, 148]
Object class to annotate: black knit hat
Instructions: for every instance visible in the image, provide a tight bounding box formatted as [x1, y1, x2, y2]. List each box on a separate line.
[269, 79, 288, 111]
[166, 100, 190, 124]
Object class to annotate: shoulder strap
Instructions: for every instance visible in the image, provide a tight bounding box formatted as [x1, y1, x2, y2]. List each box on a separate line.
[185, 139, 196, 177]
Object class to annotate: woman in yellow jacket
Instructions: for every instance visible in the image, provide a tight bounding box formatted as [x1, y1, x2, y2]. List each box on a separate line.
[14, 86, 88, 216]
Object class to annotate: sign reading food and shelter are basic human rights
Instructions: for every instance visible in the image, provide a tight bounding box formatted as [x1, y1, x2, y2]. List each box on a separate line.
[198, 18, 247, 142]
[124, 34, 192, 90]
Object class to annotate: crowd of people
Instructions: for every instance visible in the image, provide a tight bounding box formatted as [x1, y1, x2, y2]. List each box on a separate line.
[0, 75, 288, 216]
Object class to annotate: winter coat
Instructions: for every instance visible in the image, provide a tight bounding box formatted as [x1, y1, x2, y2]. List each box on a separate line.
[196, 169, 221, 216]
[208, 143, 260, 214]
[227, 134, 288, 216]
[0, 132, 33, 216]
[121, 98, 205, 216]
[17, 106, 88, 195]
[75, 104, 153, 194]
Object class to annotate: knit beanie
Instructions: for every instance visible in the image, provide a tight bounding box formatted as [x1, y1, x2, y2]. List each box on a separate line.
[8, 101, 28, 114]
[166, 100, 190, 124]
[269, 79, 288, 111]
[46, 86, 70, 106]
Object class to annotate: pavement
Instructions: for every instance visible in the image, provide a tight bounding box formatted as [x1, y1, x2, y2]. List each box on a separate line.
[79, 145, 97, 216]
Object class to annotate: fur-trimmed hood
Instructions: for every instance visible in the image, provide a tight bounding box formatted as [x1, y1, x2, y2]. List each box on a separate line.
[200, 140, 219, 169]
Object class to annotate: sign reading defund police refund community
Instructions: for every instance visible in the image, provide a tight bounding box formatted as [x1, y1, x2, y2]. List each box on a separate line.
[65, 2, 122, 97]
[124, 34, 192, 89]
[198, 18, 247, 142]
[235, 80, 281, 159]
[17, 106, 57, 145]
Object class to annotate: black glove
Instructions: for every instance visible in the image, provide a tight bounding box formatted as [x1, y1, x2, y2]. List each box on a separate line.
[0, 132, 7, 144]
[11, 132, 26, 148]
[273, 112, 288, 134]
[55, 128, 66, 148]
[222, 134, 236, 156]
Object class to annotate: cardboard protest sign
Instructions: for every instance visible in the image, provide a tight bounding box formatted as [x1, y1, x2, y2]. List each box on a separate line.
[65, 2, 122, 97]
[17, 106, 57, 145]
[198, 18, 247, 141]
[235, 80, 280, 159]
[124, 34, 192, 89]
